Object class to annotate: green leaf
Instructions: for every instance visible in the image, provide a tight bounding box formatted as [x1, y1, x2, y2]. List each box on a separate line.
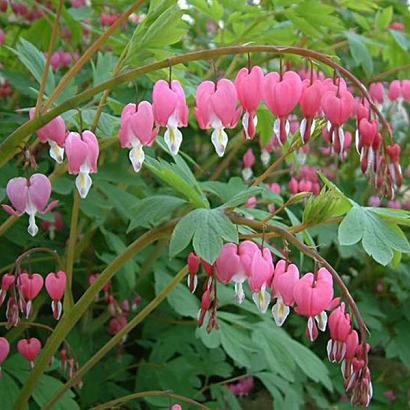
[169, 210, 199, 257]
[339, 206, 410, 265]
[338, 206, 365, 246]
[170, 208, 238, 263]
[128, 195, 186, 231]
[11, 39, 55, 96]
[155, 269, 199, 318]
[389, 29, 409, 51]
[220, 186, 263, 208]
[345, 31, 373, 77]
[375, 6, 393, 31]
[145, 156, 209, 209]
[0, 372, 22, 410]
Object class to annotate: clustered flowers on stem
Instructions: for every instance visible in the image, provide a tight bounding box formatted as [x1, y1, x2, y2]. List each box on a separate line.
[187, 240, 372, 407]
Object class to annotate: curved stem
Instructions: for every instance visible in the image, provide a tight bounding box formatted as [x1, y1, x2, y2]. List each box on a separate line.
[0, 215, 18, 237]
[229, 213, 368, 363]
[64, 191, 81, 311]
[43, 0, 146, 110]
[13, 221, 175, 410]
[34, 0, 63, 113]
[44, 266, 188, 409]
[89, 390, 209, 410]
[0, 45, 393, 169]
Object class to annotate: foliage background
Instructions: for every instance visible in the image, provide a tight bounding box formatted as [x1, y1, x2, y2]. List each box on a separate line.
[1, 0, 410, 408]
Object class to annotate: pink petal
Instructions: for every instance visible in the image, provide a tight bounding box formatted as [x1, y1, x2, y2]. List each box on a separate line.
[6, 177, 28, 213]
[28, 174, 51, 212]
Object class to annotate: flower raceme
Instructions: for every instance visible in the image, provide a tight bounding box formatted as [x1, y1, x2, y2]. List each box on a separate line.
[195, 79, 242, 157]
[152, 79, 189, 155]
[29, 109, 67, 163]
[65, 130, 99, 199]
[2, 173, 58, 236]
[119, 101, 157, 173]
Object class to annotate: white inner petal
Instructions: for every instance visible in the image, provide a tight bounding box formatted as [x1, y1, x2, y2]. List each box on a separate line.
[211, 127, 228, 157]
[129, 141, 145, 173]
[271, 298, 290, 327]
[48, 140, 64, 164]
[164, 126, 183, 156]
[76, 164, 92, 199]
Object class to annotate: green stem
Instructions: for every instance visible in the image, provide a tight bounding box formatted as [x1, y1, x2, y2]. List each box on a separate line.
[13, 221, 175, 410]
[34, 0, 63, 113]
[89, 390, 209, 410]
[44, 266, 188, 409]
[64, 190, 81, 311]
[43, 0, 146, 110]
[0, 45, 393, 169]
[0, 215, 18, 237]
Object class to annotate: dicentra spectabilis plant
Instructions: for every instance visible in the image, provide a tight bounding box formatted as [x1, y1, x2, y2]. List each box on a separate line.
[2, 2, 410, 408]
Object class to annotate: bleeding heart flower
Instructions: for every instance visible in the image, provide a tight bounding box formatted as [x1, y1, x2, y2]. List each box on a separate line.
[235, 66, 264, 139]
[388, 80, 401, 101]
[369, 82, 384, 105]
[2, 174, 58, 236]
[119, 102, 157, 173]
[187, 252, 200, 293]
[65, 130, 99, 198]
[248, 247, 274, 314]
[242, 148, 255, 181]
[29, 108, 66, 163]
[17, 337, 42, 367]
[327, 302, 352, 363]
[263, 71, 303, 144]
[293, 267, 334, 341]
[271, 260, 299, 326]
[357, 118, 379, 174]
[0, 273, 15, 307]
[402, 80, 410, 101]
[153, 80, 188, 155]
[45, 271, 66, 320]
[386, 143, 403, 188]
[195, 79, 242, 157]
[321, 89, 354, 156]
[0, 337, 10, 370]
[300, 79, 322, 143]
[18, 272, 44, 318]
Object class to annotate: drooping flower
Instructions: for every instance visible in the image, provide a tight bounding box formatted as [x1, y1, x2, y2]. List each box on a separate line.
[271, 260, 299, 326]
[41, 211, 64, 239]
[402, 80, 410, 101]
[152, 80, 188, 155]
[293, 267, 334, 341]
[18, 272, 44, 318]
[388, 80, 401, 101]
[0, 273, 15, 307]
[0, 337, 10, 371]
[2, 174, 58, 236]
[45, 271, 67, 320]
[327, 302, 352, 363]
[386, 143, 403, 188]
[242, 148, 255, 181]
[248, 247, 274, 313]
[235, 66, 264, 139]
[195, 79, 242, 156]
[187, 252, 200, 293]
[342, 330, 359, 380]
[263, 71, 303, 144]
[321, 89, 354, 156]
[119, 102, 157, 173]
[17, 337, 42, 367]
[29, 108, 66, 163]
[369, 82, 384, 105]
[65, 130, 99, 198]
[300, 79, 322, 143]
[357, 118, 379, 174]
